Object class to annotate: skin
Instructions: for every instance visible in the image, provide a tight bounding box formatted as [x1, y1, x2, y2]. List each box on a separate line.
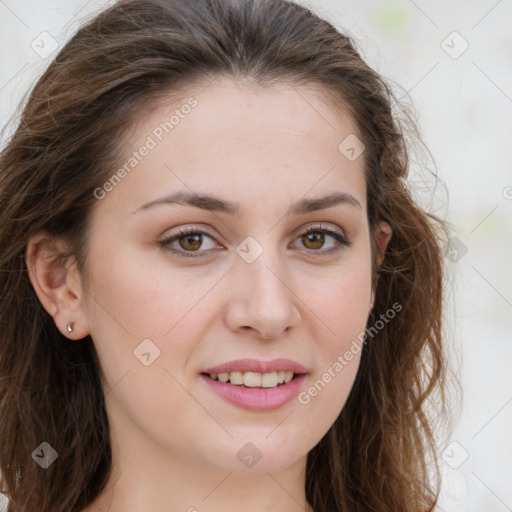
[27, 77, 391, 512]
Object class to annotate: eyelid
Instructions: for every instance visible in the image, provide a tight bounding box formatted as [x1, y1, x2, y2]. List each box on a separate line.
[295, 222, 347, 241]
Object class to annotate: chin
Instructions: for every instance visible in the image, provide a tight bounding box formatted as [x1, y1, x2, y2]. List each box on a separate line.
[200, 431, 311, 474]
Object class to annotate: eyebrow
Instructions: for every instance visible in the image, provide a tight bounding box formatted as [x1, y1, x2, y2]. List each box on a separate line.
[131, 191, 362, 216]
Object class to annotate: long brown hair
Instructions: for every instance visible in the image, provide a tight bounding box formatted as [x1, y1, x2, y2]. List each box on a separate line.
[0, 0, 451, 510]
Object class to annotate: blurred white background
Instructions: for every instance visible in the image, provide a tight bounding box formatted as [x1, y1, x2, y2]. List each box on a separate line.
[1, 1, 511, 510]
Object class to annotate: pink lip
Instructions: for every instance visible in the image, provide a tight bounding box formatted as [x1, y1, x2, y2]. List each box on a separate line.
[200, 358, 308, 411]
[202, 358, 307, 375]
[200, 373, 307, 411]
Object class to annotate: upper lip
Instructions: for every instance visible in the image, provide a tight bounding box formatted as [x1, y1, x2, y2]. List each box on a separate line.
[202, 358, 307, 375]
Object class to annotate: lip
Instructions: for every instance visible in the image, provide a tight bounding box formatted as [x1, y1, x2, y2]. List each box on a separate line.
[200, 373, 307, 411]
[202, 358, 307, 375]
[200, 358, 308, 411]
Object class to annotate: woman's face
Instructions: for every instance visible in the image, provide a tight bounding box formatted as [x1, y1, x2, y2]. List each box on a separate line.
[80, 77, 383, 474]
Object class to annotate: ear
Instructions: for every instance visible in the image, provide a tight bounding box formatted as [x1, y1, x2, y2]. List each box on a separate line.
[375, 221, 392, 267]
[25, 231, 90, 340]
[369, 221, 392, 311]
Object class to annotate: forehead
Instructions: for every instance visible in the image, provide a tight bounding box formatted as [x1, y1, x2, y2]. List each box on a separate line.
[143, 77, 361, 150]
[98, 76, 367, 217]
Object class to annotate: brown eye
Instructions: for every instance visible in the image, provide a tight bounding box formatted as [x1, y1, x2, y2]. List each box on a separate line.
[160, 227, 219, 257]
[292, 226, 350, 253]
[301, 232, 325, 250]
[179, 233, 203, 251]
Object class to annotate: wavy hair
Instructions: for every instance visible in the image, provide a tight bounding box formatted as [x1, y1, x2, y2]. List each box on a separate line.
[0, 0, 451, 511]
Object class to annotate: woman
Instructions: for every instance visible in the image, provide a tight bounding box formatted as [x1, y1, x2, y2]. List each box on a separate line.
[0, 0, 451, 511]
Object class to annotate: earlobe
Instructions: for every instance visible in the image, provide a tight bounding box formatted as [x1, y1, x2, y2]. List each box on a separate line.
[25, 232, 89, 340]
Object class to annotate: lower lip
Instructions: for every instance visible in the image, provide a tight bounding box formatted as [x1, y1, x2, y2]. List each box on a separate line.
[200, 373, 307, 411]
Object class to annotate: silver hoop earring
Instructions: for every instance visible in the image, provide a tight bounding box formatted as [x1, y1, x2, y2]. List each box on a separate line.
[66, 322, 75, 333]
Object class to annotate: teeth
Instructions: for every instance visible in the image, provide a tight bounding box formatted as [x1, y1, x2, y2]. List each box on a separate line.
[208, 370, 296, 388]
[244, 371, 261, 387]
[261, 371, 277, 388]
[229, 371, 244, 385]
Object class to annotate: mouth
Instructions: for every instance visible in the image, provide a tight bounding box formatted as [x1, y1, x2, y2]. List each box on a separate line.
[199, 358, 308, 410]
[199, 370, 307, 411]
[201, 370, 299, 389]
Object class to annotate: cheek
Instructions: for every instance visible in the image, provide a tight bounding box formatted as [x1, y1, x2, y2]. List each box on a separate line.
[303, 249, 373, 349]
[82, 240, 206, 389]
[294, 250, 372, 421]
[85, 239, 210, 335]
[314, 270, 372, 334]
[82, 244, 214, 446]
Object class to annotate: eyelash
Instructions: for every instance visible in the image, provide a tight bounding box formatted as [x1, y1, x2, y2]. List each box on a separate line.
[159, 224, 351, 258]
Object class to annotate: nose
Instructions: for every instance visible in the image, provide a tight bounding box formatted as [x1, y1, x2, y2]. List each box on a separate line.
[223, 251, 301, 340]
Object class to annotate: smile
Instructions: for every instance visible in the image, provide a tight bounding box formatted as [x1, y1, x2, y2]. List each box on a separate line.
[200, 372, 307, 411]
[205, 370, 296, 388]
